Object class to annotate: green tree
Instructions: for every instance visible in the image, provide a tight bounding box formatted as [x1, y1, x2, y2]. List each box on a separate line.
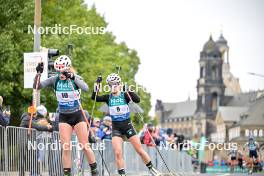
[0, 0, 151, 130]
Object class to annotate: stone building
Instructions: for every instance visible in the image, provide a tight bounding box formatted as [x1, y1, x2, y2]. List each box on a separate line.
[155, 33, 263, 144]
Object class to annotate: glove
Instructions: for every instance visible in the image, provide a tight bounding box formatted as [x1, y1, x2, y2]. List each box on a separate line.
[123, 83, 129, 92]
[89, 134, 97, 143]
[63, 71, 75, 80]
[94, 83, 101, 92]
[36, 62, 44, 73]
[96, 75, 102, 83]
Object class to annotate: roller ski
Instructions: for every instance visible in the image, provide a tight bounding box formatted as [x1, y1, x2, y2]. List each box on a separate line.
[149, 167, 162, 176]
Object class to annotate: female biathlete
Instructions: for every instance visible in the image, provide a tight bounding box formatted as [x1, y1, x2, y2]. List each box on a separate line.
[91, 73, 160, 176]
[34, 55, 98, 176]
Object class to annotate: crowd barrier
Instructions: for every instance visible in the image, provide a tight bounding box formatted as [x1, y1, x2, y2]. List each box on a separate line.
[0, 126, 193, 176]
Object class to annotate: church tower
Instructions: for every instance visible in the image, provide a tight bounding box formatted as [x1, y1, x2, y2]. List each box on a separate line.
[195, 35, 225, 137]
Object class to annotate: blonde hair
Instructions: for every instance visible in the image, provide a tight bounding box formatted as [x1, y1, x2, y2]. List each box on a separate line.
[69, 67, 76, 74]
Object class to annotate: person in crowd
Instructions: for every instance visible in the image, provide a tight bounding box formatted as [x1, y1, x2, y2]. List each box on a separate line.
[97, 116, 112, 140]
[228, 149, 237, 173]
[91, 118, 101, 137]
[237, 149, 244, 171]
[20, 105, 53, 132]
[142, 124, 156, 147]
[0, 96, 11, 126]
[244, 136, 261, 174]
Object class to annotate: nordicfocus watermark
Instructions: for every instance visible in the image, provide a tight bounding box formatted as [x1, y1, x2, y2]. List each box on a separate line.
[94, 83, 148, 93]
[28, 140, 105, 151]
[28, 24, 106, 35]
[159, 140, 238, 151]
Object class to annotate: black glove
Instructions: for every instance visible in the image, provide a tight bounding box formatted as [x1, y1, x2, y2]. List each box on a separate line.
[123, 83, 129, 92]
[63, 71, 75, 80]
[36, 62, 44, 73]
[89, 134, 97, 143]
[96, 75, 102, 83]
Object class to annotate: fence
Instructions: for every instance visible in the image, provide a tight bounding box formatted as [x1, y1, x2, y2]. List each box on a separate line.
[0, 126, 193, 176]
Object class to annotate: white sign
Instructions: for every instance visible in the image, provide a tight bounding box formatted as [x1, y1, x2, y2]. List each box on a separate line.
[24, 52, 48, 88]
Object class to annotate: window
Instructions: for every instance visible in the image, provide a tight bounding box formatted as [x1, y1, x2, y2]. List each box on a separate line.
[200, 67, 206, 78]
[245, 129, 249, 137]
[259, 129, 263, 137]
[211, 93, 218, 111]
[212, 66, 217, 80]
[202, 95, 205, 105]
[200, 67, 204, 78]
[254, 129, 258, 137]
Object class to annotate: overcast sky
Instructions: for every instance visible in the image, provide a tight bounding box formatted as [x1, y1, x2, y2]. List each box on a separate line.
[85, 0, 264, 115]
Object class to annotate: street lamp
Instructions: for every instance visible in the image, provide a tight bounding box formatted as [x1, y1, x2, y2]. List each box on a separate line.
[48, 48, 59, 77]
[248, 72, 264, 78]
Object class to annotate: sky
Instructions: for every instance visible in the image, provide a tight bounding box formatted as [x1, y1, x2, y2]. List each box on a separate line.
[85, 0, 264, 115]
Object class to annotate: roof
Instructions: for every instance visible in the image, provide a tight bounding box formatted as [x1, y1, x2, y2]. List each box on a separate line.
[163, 100, 197, 119]
[238, 97, 264, 126]
[216, 33, 228, 45]
[218, 106, 248, 122]
[226, 91, 260, 107]
[201, 36, 221, 57]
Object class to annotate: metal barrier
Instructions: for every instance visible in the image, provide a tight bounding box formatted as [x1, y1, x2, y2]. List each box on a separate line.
[0, 125, 6, 175]
[0, 126, 193, 176]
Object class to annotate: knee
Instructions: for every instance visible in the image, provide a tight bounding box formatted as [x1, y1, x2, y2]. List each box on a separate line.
[114, 150, 123, 159]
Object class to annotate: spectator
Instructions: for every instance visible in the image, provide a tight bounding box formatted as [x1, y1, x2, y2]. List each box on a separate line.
[91, 118, 101, 136]
[165, 128, 175, 144]
[97, 116, 112, 140]
[48, 112, 59, 132]
[143, 124, 156, 147]
[0, 96, 11, 126]
[20, 105, 52, 132]
[176, 134, 185, 151]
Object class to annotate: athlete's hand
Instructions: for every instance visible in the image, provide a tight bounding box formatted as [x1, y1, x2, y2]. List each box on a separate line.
[63, 71, 75, 80]
[36, 62, 44, 73]
[96, 75, 102, 83]
[123, 83, 129, 92]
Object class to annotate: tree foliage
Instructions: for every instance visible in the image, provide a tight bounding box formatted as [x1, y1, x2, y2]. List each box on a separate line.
[0, 0, 151, 130]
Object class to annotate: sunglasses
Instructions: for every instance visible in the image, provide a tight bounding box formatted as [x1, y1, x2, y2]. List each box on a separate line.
[108, 84, 120, 88]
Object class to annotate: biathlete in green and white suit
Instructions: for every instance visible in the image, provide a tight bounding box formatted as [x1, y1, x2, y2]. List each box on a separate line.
[91, 73, 160, 176]
[33, 55, 98, 176]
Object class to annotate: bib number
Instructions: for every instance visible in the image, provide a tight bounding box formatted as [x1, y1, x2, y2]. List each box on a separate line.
[61, 93, 69, 99]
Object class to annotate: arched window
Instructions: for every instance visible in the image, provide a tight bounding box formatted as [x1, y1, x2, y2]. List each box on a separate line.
[200, 67, 204, 78]
[202, 95, 205, 105]
[211, 93, 218, 111]
[212, 66, 217, 80]
[254, 129, 258, 137]
[245, 129, 249, 137]
[259, 129, 263, 137]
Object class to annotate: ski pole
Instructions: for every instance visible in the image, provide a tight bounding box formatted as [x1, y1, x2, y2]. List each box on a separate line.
[28, 73, 39, 135]
[28, 60, 42, 135]
[67, 79, 111, 176]
[125, 91, 175, 176]
[88, 80, 111, 176]
[115, 64, 175, 176]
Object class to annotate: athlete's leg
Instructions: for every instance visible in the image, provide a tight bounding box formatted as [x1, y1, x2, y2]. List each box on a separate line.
[74, 121, 98, 175]
[128, 135, 160, 176]
[129, 135, 151, 164]
[59, 123, 73, 174]
[74, 122, 96, 164]
[112, 136, 125, 171]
